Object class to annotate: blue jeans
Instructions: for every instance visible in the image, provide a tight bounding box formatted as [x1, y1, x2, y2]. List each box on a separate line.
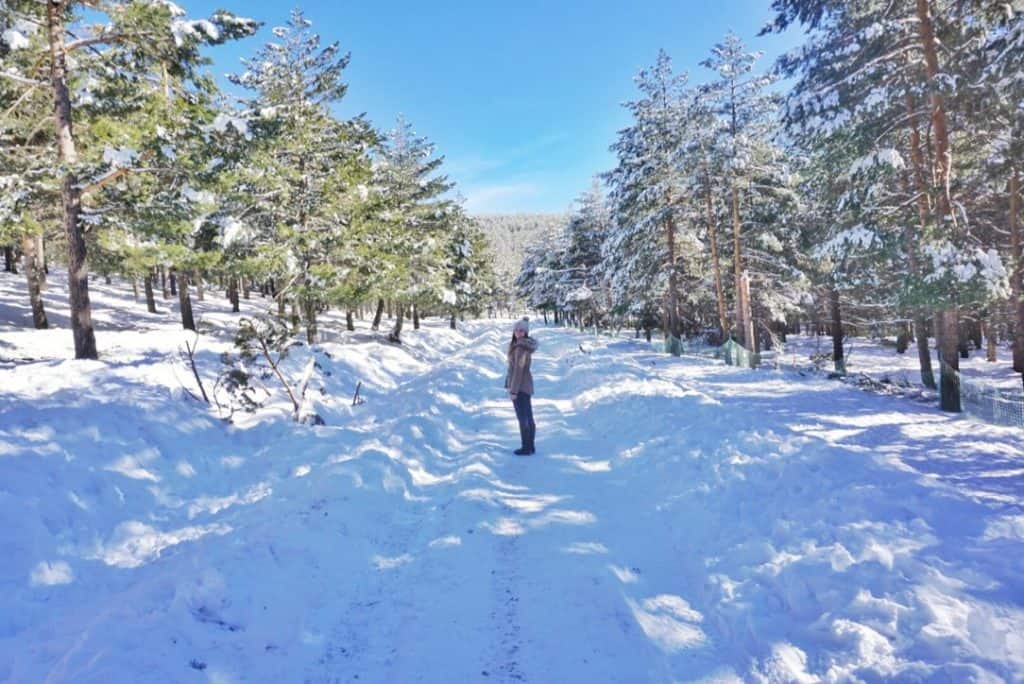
[512, 392, 536, 451]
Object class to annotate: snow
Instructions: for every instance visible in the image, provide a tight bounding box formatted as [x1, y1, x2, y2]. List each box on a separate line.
[207, 113, 249, 137]
[1, 29, 30, 51]
[1, 270, 1024, 681]
[170, 19, 220, 47]
[101, 146, 137, 169]
[219, 215, 252, 248]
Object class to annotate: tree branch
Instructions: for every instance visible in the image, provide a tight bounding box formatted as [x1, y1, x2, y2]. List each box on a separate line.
[66, 31, 158, 53]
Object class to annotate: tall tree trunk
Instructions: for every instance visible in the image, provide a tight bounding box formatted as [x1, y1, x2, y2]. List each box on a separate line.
[938, 308, 961, 412]
[413, 303, 420, 330]
[161, 267, 169, 299]
[829, 285, 844, 374]
[243, 279, 250, 300]
[915, 0, 959, 410]
[738, 270, 755, 365]
[178, 271, 195, 331]
[386, 300, 392, 319]
[904, 95, 937, 389]
[388, 303, 404, 343]
[228, 278, 240, 313]
[48, 0, 97, 359]
[982, 317, 997, 363]
[169, 268, 177, 296]
[371, 298, 385, 331]
[144, 272, 157, 314]
[22, 233, 48, 329]
[35, 234, 45, 284]
[196, 276, 204, 302]
[731, 185, 748, 348]
[3, 246, 14, 273]
[304, 296, 318, 344]
[346, 310, 355, 331]
[132, 279, 139, 301]
[450, 313, 457, 330]
[665, 208, 681, 341]
[706, 182, 729, 338]
[1011, 170, 1024, 374]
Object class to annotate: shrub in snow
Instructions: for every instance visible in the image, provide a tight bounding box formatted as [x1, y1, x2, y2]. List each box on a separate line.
[216, 315, 324, 424]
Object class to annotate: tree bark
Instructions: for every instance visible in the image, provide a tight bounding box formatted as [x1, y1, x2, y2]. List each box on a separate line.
[1011, 170, 1023, 374]
[196, 276, 204, 302]
[741, 268, 757, 366]
[35, 234, 45, 284]
[48, 0, 97, 358]
[915, 0, 959, 410]
[413, 303, 420, 330]
[706, 182, 729, 338]
[829, 286, 844, 374]
[169, 269, 177, 296]
[22, 233, 48, 329]
[3, 246, 14, 273]
[904, 96, 937, 389]
[450, 313, 457, 330]
[346, 310, 355, 331]
[228, 278, 240, 313]
[665, 206, 681, 341]
[304, 296, 318, 344]
[388, 303, 404, 343]
[144, 272, 157, 314]
[731, 185, 748, 348]
[371, 298, 385, 331]
[982, 317, 997, 363]
[178, 271, 195, 331]
[132, 279, 139, 301]
[161, 266, 169, 299]
[938, 308, 961, 412]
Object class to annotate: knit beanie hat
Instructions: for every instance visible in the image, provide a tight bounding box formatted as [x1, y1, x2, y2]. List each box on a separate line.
[513, 317, 529, 333]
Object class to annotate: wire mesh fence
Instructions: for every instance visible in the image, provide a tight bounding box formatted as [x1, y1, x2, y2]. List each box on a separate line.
[646, 332, 1024, 430]
[949, 362, 1024, 428]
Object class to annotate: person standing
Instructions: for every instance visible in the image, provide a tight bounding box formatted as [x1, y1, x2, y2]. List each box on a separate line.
[505, 318, 538, 455]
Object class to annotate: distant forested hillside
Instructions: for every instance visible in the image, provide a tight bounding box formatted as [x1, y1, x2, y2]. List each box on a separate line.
[473, 213, 566, 278]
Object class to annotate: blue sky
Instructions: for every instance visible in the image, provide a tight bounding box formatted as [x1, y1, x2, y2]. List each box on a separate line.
[185, 1, 803, 214]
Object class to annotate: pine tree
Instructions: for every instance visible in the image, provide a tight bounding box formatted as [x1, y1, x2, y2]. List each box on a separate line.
[1, 0, 257, 357]
[373, 116, 453, 343]
[225, 9, 375, 344]
[701, 32, 783, 356]
[603, 51, 691, 349]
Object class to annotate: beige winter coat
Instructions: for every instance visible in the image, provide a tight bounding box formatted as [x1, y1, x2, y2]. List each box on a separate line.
[505, 337, 539, 396]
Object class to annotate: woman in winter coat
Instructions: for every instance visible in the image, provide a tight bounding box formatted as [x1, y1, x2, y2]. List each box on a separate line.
[505, 317, 539, 455]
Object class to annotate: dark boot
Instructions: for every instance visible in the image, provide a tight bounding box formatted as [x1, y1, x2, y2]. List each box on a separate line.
[514, 423, 529, 455]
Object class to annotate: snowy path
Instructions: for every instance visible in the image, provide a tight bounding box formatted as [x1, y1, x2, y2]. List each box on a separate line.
[3, 312, 1024, 682]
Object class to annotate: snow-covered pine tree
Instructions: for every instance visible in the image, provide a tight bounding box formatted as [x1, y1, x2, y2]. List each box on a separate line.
[767, 0, 1007, 409]
[372, 115, 454, 343]
[701, 32, 783, 358]
[1, 0, 257, 357]
[603, 50, 692, 351]
[972, 6, 1024, 381]
[562, 180, 612, 329]
[443, 208, 497, 329]
[226, 9, 375, 344]
[0, 12, 53, 329]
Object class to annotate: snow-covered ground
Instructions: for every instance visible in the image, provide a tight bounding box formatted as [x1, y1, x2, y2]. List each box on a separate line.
[2, 270, 1024, 682]
[777, 332, 1022, 391]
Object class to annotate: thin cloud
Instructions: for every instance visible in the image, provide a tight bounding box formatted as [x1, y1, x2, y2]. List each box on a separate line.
[463, 182, 540, 213]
